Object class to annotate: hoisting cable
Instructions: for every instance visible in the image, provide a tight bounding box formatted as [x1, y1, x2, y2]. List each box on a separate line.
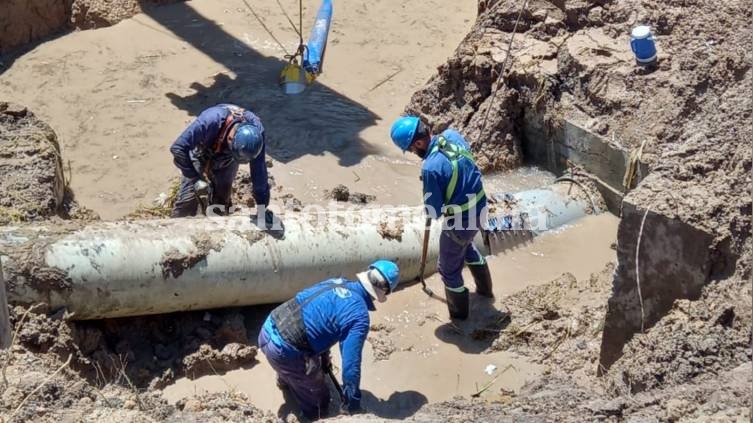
[242, 0, 292, 57]
[275, 0, 303, 41]
[477, 0, 529, 139]
[243, 0, 312, 94]
[278, 0, 317, 94]
[274, 0, 306, 66]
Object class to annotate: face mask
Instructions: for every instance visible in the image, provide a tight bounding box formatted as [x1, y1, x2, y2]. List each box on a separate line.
[414, 146, 428, 159]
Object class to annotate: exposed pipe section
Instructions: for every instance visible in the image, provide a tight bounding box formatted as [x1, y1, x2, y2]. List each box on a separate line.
[0, 182, 597, 320]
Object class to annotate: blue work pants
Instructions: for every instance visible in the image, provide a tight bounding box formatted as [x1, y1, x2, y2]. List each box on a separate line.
[438, 227, 483, 289]
[171, 161, 239, 217]
[258, 328, 330, 420]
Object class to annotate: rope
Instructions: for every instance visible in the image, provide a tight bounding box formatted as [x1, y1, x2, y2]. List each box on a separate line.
[635, 205, 650, 333]
[275, 0, 302, 41]
[554, 175, 601, 214]
[277, 0, 309, 64]
[477, 0, 529, 140]
[9, 354, 72, 421]
[298, 0, 303, 48]
[242, 0, 291, 57]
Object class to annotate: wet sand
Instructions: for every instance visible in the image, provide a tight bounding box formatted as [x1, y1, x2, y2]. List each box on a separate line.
[162, 213, 619, 416]
[0, 0, 475, 219]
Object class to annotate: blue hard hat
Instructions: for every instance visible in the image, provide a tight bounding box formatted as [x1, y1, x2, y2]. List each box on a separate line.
[230, 123, 264, 163]
[369, 259, 400, 293]
[390, 116, 420, 151]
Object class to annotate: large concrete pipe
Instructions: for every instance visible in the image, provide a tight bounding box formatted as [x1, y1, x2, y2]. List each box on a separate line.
[0, 182, 597, 320]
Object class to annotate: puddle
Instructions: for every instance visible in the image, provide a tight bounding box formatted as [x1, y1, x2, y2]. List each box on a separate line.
[161, 212, 619, 415]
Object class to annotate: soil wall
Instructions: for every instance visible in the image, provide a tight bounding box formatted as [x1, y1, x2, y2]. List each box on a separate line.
[0, 0, 183, 53]
[0, 103, 66, 223]
[0, 0, 71, 53]
[406, 0, 752, 376]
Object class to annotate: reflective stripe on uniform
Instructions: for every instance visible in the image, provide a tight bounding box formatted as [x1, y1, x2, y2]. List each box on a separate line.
[429, 136, 486, 216]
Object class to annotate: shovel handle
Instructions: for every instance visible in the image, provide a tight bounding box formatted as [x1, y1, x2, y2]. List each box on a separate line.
[327, 368, 345, 403]
[418, 217, 433, 295]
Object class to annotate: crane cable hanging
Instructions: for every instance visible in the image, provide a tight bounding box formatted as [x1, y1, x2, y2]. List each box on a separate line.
[278, 0, 316, 94]
[242, 0, 292, 56]
[276, 0, 307, 65]
[477, 0, 529, 139]
[242, 0, 314, 94]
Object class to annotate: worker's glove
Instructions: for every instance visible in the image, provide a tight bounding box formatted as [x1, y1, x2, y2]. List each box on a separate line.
[252, 207, 284, 239]
[321, 352, 333, 373]
[193, 179, 210, 198]
[254, 208, 275, 230]
[264, 209, 275, 227]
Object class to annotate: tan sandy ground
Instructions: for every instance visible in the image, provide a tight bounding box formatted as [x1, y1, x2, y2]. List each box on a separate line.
[0, 0, 475, 219]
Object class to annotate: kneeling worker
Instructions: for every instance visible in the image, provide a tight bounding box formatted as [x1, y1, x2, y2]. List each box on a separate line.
[258, 260, 400, 420]
[169, 103, 273, 226]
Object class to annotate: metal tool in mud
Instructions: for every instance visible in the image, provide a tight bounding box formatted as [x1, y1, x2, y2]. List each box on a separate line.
[417, 217, 435, 297]
[326, 367, 345, 404]
[194, 179, 213, 215]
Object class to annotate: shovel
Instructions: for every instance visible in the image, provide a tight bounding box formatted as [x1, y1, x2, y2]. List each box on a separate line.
[417, 217, 434, 297]
[326, 367, 345, 403]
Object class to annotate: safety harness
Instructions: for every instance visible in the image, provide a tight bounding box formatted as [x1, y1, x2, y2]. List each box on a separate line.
[270, 279, 351, 353]
[428, 136, 486, 216]
[187, 106, 248, 214]
[214, 105, 247, 154]
[192, 106, 247, 176]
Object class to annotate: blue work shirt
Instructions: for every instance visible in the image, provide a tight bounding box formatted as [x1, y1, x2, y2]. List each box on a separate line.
[262, 278, 374, 409]
[169, 104, 270, 207]
[421, 129, 486, 224]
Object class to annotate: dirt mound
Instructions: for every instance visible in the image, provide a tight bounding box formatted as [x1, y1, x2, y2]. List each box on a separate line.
[5, 306, 258, 389]
[348, 264, 750, 422]
[406, 0, 753, 173]
[172, 391, 280, 422]
[70, 0, 182, 30]
[0, 346, 274, 423]
[409, 0, 750, 389]
[127, 169, 287, 219]
[405, 29, 524, 172]
[0, 0, 184, 53]
[182, 343, 257, 379]
[0, 102, 98, 224]
[0, 304, 282, 422]
[0, 0, 70, 53]
[605, 275, 752, 394]
[402, 360, 750, 422]
[0, 103, 66, 224]
[490, 263, 614, 375]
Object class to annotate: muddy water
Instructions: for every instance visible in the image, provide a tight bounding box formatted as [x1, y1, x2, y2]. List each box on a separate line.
[161, 213, 619, 416]
[0, 0, 476, 219]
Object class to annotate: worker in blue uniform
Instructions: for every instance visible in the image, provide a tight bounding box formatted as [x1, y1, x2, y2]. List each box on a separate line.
[258, 260, 400, 420]
[390, 115, 493, 320]
[169, 103, 274, 226]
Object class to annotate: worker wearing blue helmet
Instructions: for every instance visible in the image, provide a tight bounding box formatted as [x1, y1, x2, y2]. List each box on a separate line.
[169, 103, 272, 224]
[390, 115, 493, 320]
[259, 260, 400, 420]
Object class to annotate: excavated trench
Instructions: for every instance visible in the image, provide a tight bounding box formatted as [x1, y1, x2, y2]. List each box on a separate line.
[1, 0, 750, 422]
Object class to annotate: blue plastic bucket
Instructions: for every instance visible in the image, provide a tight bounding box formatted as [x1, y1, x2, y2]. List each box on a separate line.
[630, 25, 657, 65]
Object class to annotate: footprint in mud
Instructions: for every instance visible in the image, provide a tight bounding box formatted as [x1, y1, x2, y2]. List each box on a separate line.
[433, 296, 510, 354]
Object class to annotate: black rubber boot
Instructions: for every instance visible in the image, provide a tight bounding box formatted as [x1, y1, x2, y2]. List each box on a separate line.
[445, 286, 470, 320]
[468, 262, 494, 298]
